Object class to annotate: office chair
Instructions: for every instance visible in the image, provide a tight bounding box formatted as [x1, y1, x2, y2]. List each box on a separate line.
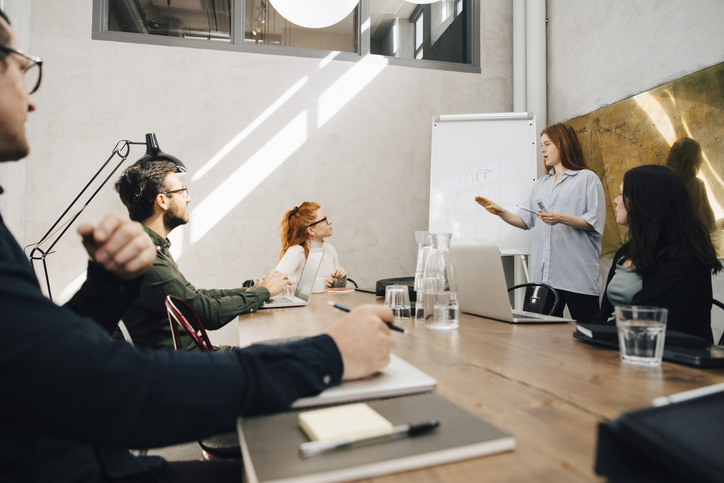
[165, 295, 213, 351]
[507, 283, 560, 316]
[164, 295, 240, 460]
[713, 298, 724, 346]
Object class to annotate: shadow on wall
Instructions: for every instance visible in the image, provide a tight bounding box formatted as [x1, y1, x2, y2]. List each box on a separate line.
[566, 62, 724, 258]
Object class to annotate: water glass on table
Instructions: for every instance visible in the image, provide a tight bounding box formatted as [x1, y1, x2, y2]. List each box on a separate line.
[615, 305, 668, 366]
[281, 283, 296, 297]
[385, 285, 412, 321]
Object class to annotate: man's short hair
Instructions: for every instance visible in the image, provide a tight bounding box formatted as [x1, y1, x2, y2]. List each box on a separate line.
[0, 9, 13, 64]
[115, 161, 177, 222]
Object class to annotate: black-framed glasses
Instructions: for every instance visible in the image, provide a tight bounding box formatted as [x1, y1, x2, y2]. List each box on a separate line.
[0, 45, 42, 94]
[308, 217, 330, 228]
[164, 186, 189, 199]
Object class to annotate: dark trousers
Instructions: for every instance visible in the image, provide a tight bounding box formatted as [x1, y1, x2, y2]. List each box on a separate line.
[548, 289, 600, 324]
[170, 460, 242, 483]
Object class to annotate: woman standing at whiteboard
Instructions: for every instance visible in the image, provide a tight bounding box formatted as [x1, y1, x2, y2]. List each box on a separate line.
[475, 123, 606, 323]
[276, 201, 348, 288]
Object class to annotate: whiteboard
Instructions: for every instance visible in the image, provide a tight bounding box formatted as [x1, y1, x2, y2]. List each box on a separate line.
[429, 113, 537, 255]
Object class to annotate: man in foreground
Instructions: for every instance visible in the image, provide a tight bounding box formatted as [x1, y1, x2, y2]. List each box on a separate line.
[0, 10, 395, 482]
[114, 160, 288, 350]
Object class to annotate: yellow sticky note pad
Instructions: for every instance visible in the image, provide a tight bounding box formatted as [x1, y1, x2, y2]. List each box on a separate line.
[298, 403, 393, 442]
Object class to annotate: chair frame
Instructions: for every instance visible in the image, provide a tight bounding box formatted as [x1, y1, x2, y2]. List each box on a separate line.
[507, 282, 561, 316]
[165, 295, 214, 351]
[713, 298, 724, 346]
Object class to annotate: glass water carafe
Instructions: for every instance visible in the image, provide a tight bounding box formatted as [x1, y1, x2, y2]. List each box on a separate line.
[420, 233, 459, 330]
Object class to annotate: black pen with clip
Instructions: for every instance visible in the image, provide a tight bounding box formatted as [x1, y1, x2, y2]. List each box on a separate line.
[299, 420, 440, 457]
[327, 301, 405, 333]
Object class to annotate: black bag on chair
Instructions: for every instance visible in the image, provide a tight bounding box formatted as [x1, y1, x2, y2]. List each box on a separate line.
[375, 277, 416, 302]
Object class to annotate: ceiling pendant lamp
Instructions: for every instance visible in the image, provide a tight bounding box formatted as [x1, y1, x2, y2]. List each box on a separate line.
[268, 0, 359, 29]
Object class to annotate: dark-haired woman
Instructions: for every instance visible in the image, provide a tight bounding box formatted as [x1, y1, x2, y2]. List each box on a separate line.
[275, 201, 347, 287]
[591, 165, 721, 342]
[475, 123, 606, 323]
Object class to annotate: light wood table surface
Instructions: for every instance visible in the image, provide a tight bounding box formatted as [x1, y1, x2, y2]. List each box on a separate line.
[238, 291, 724, 482]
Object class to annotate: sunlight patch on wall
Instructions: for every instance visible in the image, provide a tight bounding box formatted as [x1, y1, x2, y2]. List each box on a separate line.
[633, 92, 676, 146]
[319, 51, 340, 69]
[59, 271, 87, 305]
[192, 76, 309, 182]
[318, 56, 387, 128]
[169, 226, 184, 260]
[190, 111, 308, 244]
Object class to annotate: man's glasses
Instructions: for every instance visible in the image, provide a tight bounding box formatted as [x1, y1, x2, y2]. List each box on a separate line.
[0, 45, 42, 94]
[308, 217, 330, 228]
[164, 186, 189, 199]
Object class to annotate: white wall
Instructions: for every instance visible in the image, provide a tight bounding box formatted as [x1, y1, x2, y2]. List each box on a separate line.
[547, 0, 724, 123]
[0, 0, 30, 241]
[14, 0, 512, 341]
[547, 0, 724, 341]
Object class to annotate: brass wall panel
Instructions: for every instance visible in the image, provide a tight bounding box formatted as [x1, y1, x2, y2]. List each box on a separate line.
[567, 63, 724, 257]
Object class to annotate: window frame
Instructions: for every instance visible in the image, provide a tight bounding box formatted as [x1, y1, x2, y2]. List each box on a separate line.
[91, 0, 480, 74]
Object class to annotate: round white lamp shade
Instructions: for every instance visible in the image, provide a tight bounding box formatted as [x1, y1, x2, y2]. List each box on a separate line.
[269, 0, 359, 29]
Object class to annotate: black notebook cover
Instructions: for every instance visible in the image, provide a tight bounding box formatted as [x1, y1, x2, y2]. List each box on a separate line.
[574, 323, 708, 348]
[237, 392, 515, 483]
[595, 389, 724, 483]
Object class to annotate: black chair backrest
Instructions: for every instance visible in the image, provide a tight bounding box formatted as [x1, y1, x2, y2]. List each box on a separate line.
[507, 282, 560, 316]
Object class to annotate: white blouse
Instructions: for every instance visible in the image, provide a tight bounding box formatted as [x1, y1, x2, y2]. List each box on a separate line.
[275, 240, 340, 284]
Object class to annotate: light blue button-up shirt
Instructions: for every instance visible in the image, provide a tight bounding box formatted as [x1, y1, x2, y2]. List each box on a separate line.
[517, 169, 606, 296]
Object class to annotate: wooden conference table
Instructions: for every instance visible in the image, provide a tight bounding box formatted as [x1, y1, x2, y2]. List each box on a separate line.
[238, 291, 724, 482]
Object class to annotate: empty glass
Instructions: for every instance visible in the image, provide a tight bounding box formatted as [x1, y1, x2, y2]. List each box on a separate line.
[423, 291, 460, 330]
[385, 285, 412, 321]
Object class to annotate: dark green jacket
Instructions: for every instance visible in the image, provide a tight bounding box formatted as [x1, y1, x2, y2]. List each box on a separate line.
[116, 226, 270, 350]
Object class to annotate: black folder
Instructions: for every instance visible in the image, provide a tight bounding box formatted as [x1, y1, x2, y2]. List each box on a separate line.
[595, 388, 724, 483]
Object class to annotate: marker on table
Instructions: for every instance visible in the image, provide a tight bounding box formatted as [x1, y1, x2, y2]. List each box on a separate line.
[516, 205, 538, 214]
[299, 420, 440, 457]
[327, 301, 405, 333]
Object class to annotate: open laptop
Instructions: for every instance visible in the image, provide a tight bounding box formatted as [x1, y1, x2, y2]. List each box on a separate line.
[450, 243, 575, 323]
[260, 247, 325, 309]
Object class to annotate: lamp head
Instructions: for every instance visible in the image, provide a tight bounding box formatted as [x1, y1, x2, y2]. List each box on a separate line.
[134, 133, 187, 174]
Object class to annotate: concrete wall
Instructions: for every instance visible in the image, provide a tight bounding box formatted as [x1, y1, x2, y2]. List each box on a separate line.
[12, 0, 512, 344]
[547, 0, 724, 341]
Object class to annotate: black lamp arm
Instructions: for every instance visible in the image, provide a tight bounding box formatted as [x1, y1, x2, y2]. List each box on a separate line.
[25, 139, 145, 301]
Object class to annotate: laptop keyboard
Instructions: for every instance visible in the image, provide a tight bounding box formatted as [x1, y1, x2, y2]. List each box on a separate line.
[269, 296, 295, 304]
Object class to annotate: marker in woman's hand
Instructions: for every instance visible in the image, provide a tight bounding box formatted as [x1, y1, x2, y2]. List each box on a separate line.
[516, 205, 537, 214]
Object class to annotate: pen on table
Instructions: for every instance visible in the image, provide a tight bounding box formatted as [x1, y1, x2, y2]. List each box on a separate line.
[516, 204, 538, 214]
[327, 301, 406, 333]
[299, 420, 440, 458]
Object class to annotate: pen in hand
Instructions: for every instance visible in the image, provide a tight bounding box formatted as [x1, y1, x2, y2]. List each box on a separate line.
[299, 420, 440, 457]
[327, 301, 405, 333]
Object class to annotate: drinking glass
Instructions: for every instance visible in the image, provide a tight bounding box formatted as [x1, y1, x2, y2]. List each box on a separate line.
[385, 285, 412, 321]
[615, 305, 668, 366]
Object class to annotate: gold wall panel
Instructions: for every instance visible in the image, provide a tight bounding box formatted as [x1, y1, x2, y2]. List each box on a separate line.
[567, 62, 724, 257]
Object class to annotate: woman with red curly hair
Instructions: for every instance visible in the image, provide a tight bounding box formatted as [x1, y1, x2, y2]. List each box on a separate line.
[275, 202, 347, 288]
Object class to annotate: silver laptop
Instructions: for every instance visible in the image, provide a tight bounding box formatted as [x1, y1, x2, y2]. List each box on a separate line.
[260, 247, 325, 309]
[450, 243, 574, 323]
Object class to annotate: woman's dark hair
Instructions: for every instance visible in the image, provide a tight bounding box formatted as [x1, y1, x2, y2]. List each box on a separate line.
[540, 123, 590, 171]
[621, 164, 721, 275]
[115, 161, 177, 222]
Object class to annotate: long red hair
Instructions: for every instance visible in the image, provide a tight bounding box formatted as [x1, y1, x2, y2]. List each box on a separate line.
[279, 201, 320, 260]
[541, 123, 590, 171]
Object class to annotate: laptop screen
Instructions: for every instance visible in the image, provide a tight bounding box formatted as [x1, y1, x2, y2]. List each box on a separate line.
[294, 248, 325, 301]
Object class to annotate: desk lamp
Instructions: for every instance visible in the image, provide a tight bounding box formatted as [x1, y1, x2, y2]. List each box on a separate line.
[26, 133, 185, 301]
